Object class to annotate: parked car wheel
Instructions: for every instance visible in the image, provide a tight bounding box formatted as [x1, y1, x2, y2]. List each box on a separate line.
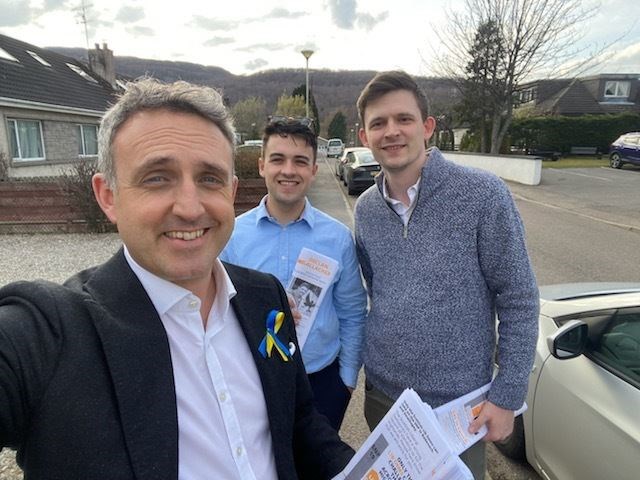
[609, 152, 623, 169]
[494, 415, 526, 462]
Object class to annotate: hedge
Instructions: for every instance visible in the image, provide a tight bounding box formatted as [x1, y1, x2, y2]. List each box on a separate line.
[509, 113, 640, 154]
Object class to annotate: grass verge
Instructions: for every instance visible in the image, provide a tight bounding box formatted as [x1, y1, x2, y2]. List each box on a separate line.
[542, 156, 609, 169]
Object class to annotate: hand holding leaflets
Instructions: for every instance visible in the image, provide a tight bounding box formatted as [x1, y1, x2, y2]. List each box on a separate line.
[334, 382, 526, 480]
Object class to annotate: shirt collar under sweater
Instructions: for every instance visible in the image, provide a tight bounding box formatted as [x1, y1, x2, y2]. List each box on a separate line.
[382, 176, 421, 226]
[374, 147, 449, 204]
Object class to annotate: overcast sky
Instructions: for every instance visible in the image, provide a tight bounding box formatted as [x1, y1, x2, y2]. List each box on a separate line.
[2, 0, 640, 78]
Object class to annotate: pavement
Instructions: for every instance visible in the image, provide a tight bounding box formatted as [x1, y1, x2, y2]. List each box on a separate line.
[307, 153, 370, 451]
[308, 153, 355, 228]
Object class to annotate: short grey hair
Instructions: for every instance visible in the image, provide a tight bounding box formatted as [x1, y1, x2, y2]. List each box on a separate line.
[98, 78, 236, 187]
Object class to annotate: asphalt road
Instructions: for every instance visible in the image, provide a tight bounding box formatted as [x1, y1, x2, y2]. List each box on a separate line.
[313, 155, 640, 480]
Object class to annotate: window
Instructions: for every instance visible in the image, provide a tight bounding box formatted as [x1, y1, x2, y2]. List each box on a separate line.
[518, 88, 536, 104]
[604, 81, 630, 101]
[8, 119, 45, 161]
[27, 50, 52, 67]
[77, 124, 98, 156]
[587, 308, 640, 386]
[66, 63, 98, 83]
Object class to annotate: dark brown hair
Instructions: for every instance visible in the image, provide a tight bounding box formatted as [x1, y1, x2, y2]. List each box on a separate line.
[262, 118, 318, 161]
[357, 70, 430, 123]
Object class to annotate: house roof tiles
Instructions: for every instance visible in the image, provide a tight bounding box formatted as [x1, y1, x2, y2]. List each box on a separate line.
[0, 33, 118, 112]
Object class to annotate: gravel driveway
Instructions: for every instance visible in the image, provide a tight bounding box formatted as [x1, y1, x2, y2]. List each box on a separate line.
[0, 233, 122, 480]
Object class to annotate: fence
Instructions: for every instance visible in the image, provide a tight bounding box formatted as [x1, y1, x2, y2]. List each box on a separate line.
[0, 178, 266, 235]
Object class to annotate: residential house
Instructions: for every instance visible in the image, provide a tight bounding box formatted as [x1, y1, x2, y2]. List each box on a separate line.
[515, 73, 640, 117]
[0, 33, 121, 178]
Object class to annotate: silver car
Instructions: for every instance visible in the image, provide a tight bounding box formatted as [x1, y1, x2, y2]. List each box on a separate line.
[496, 283, 640, 480]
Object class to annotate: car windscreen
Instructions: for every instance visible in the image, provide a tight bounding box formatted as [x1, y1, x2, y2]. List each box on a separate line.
[357, 152, 376, 164]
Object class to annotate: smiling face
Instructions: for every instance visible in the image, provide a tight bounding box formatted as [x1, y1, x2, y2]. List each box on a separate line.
[259, 133, 318, 222]
[92, 108, 237, 297]
[359, 89, 436, 180]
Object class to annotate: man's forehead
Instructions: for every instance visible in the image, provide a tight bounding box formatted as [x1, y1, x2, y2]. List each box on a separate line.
[364, 90, 420, 116]
[265, 134, 314, 154]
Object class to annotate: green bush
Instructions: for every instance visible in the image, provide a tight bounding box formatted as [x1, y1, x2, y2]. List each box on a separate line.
[509, 113, 640, 154]
[235, 145, 261, 179]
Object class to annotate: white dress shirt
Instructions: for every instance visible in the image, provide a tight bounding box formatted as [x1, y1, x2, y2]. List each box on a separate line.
[124, 248, 277, 480]
[382, 176, 421, 226]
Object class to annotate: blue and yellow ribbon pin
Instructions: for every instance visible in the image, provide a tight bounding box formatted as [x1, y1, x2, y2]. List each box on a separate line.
[258, 310, 291, 361]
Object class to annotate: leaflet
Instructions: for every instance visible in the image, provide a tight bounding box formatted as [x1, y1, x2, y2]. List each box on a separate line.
[334, 389, 473, 480]
[434, 383, 527, 456]
[334, 382, 527, 480]
[286, 247, 339, 349]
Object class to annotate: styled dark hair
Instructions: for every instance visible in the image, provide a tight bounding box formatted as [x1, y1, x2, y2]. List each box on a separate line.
[357, 70, 430, 123]
[262, 117, 318, 161]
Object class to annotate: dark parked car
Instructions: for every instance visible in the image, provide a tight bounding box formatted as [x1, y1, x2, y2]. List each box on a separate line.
[342, 148, 380, 195]
[334, 147, 369, 180]
[609, 132, 640, 169]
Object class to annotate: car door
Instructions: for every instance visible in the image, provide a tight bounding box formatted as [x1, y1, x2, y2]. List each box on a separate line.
[530, 308, 640, 480]
[621, 134, 640, 162]
[343, 152, 355, 184]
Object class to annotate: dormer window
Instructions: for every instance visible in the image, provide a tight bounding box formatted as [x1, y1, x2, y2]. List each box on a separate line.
[604, 81, 630, 102]
[66, 63, 98, 83]
[27, 50, 52, 67]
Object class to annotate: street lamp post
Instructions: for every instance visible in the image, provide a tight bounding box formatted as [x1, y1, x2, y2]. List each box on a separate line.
[301, 49, 314, 118]
[355, 122, 359, 147]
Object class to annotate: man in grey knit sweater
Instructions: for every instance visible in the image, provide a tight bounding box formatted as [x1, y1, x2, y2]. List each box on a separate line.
[354, 71, 539, 479]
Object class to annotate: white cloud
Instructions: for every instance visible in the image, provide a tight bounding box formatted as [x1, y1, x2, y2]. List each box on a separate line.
[116, 6, 145, 24]
[0, 0, 31, 27]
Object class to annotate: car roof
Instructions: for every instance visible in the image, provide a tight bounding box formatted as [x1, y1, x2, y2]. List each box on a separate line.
[539, 283, 640, 317]
[343, 147, 370, 153]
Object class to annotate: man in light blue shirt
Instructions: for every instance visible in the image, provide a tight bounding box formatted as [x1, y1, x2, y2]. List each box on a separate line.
[221, 117, 367, 429]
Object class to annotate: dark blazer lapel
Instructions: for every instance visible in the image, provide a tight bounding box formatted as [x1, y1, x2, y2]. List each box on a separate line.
[225, 263, 299, 477]
[81, 250, 178, 480]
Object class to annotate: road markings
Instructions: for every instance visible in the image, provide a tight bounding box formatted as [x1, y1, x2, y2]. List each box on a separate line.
[547, 169, 612, 182]
[513, 193, 639, 232]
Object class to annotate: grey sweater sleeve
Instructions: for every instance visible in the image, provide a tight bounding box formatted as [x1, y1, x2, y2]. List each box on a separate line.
[477, 179, 539, 409]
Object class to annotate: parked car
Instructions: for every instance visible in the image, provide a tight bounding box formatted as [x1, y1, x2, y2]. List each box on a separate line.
[609, 132, 640, 169]
[496, 283, 640, 480]
[334, 147, 369, 179]
[327, 138, 345, 158]
[342, 148, 380, 195]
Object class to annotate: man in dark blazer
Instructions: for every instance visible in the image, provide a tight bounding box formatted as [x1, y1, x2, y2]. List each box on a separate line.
[0, 79, 353, 479]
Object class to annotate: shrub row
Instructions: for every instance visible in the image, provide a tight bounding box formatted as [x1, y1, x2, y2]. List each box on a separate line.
[509, 113, 640, 154]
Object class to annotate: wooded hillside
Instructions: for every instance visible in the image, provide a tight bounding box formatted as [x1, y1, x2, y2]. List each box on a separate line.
[51, 47, 460, 135]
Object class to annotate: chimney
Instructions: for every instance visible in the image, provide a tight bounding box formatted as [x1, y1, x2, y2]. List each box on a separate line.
[88, 42, 116, 88]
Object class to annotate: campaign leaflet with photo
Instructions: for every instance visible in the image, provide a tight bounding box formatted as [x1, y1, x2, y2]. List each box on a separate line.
[334, 389, 474, 480]
[334, 382, 527, 480]
[286, 247, 338, 349]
